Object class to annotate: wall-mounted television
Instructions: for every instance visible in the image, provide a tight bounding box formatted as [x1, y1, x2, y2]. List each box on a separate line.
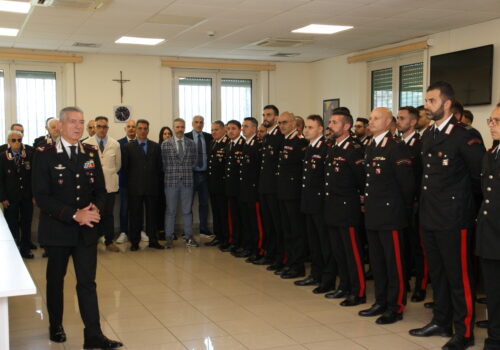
[430, 44, 494, 106]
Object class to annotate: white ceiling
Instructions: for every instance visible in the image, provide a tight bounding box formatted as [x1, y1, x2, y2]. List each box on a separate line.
[1, 0, 500, 62]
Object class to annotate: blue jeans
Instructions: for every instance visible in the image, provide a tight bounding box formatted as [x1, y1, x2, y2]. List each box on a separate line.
[193, 172, 210, 233]
[165, 185, 194, 239]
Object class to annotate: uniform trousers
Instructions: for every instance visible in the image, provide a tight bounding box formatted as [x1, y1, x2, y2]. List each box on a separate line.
[239, 201, 264, 253]
[210, 193, 227, 243]
[482, 258, 500, 349]
[225, 196, 241, 246]
[4, 198, 33, 250]
[279, 199, 306, 271]
[260, 193, 283, 262]
[128, 194, 159, 245]
[98, 192, 116, 245]
[305, 213, 332, 285]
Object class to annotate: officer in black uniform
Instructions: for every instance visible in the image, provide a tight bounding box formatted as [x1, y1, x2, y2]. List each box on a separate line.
[0, 123, 25, 152]
[221, 120, 245, 252]
[396, 106, 428, 302]
[238, 117, 263, 259]
[33, 117, 59, 148]
[0, 130, 35, 258]
[324, 110, 367, 306]
[257, 105, 285, 267]
[409, 82, 484, 350]
[295, 114, 332, 292]
[206, 121, 229, 247]
[32, 107, 122, 349]
[360, 107, 415, 325]
[476, 103, 500, 350]
[276, 111, 308, 279]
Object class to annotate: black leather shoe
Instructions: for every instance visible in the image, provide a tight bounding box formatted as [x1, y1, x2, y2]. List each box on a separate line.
[267, 263, 283, 271]
[21, 250, 34, 259]
[245, 254, 260, 263]
[313, 285, 334, 294]
[359, 304, 386, 317]
[49, 325, 66, 343]
[274, 266, 290, 275]
[205, 238, 220, 246]
[234, 249, 251, 258]
[325, 289, 347, 299]
[29, 242, 38, 250]
[411, 289, 426, 302]
[148, 242, 165, 249]
[83, 334, 123, 349]
[219, 243, 231, 252]
[281, 269, 305, 279]
[424, 301, 435, 309]
[340, 295, 366, 307]
[376, 311, 403, 324]
[253, 256, 273, 265]
[130, 244, 139, 251]
[409, 322, 453, 337]
[476, 320, 488, 328]
[294, 276, 319, 286]
[442, 335, 474, 350]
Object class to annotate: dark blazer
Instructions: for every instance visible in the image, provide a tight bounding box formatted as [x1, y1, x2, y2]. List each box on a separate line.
[419, 116, 485, 231]
[208, 135, 229, 194]
[121, 139, 162, 196]
[161, 137, 197, 187]
[32, 140, 106, 246]
[223, 136, 245, 197]
[239, 136, 262, 203]
[186, 131, 212, 170]
[300, 137, 327, 214]
[0, 145, 34, 203]
[259, 126, 284, 195]
[364, 133, 415, 231]
[476, 147, 500, 260]
[277, 130, 308, 201]
[117, 136, 131, 188]
[324, 137, 366, 227]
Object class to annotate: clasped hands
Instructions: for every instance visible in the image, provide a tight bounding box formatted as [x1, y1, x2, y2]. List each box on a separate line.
[73, 203, 100, 227]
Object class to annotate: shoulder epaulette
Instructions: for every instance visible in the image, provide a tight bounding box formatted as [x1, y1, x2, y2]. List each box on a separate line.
[83, 143, 97, 151]
[444, 123, 455, 135]
[343, 141, 350, 150]
[36, 144, 55, 152]
[272, 127, 279, 136]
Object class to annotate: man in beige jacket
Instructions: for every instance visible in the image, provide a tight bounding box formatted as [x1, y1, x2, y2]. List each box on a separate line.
[84, 116, 121, 252]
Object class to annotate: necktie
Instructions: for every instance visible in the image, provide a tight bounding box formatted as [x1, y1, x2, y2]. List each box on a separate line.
[99, 139, 105, 153]
[229, 141, 234, 151]
[140, 142, 146, 155]
[433, 127, 439, 140]
[69, 145, 77, 164]
[14, 153, 20, 167]
[177, 139, 184, 158]
[197, 134, 203, 168]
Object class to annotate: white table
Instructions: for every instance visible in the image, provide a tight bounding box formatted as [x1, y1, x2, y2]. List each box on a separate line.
[0, 210, 37, 350]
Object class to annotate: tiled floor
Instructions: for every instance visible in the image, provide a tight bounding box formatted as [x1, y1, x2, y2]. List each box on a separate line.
[9, 237, 487, 350]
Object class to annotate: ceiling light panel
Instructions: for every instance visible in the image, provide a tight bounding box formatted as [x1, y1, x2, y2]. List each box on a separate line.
[115, 36, 165, 45]
[292, 24, 353, 34]
[0, 0, 30, 14]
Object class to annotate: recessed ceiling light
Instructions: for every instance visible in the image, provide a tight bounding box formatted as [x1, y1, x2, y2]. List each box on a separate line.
[0, 27, 19, 36]
[115, 36, 165, 46]
[0, 0, 30, 14]
[292, 24, 353, 35]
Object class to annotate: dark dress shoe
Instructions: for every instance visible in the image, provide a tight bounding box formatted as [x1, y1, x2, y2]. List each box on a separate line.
[376, 311, 403, 324]
[409, 322, 453, 337]
[219, 243, 231, 252]
[476, 320, 488, 328]
[442, 335, 474, 350]
[49, 325, 66, 343]
[340, 295, 366, 307]
[205, 238, 220, 246]
[130, 244, 139, 251]
[21, 250, 34, 259]
[245, 254, 260, 263]
[359, 304, 387, 317]
[313, 285, 334, 294]
[83, 334, 123, 349]
[325, 289, 347, 299]
[148, 242, 165, 249]
[29, 242, 38, 250]
[281, 269, 305, 279]
[411, 289, 426, 302]
[294, 276, 319, 286]
[267, 263, 283, 271]
[424, 301, 435, 309]
[234, 249, 251, 258]
[274, 266, 290, 275]
[42, 250, 48, 258]
[253, 256, 273, 265]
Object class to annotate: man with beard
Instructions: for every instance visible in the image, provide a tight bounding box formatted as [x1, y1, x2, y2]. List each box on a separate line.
[409, 82, 484, 350]
[416, 106, 432, 135]
[354, 117, 371, 147]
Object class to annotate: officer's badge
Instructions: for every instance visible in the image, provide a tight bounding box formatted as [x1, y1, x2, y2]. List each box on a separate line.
[58, 179, 63, 184]
[442, 159, 449, 166]
[334, 167, 340, 173]
[312, 164, 316, 169]
[89, 152, 94, 157]
[90, 177, 94, 183]
[55, 164, 66, 170]
[24, 161, 30, 170]
[437, 152, 443, 157]
[7, 169, 11, 174]
[83, 160, 95, 169]
[375, 168, 381, 174]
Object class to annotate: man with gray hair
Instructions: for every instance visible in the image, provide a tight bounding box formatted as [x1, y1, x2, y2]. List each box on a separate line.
[0, 123, 25, 152]
[33, 117, 60, 148]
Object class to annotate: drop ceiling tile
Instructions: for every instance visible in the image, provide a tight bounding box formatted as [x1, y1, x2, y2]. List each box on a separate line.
[127, 23, 189, 38]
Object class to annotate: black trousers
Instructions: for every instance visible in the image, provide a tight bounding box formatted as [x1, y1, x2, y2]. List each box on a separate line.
[4, 198, 33, 250]
[239, 201, 263, 253]
[279, 199, 306, 271]
[423, 229, 475, 338]
[367, 229, 407, 313]
[225, 196, 241, 247]
[482, 258, 500, 349]
[331, 226, 366, 297]
[46, 237, 101, 337]
[128, 194, 159, 245]
[98, 192, 116, 245]
[210, 193, 228, 243]
[260, 193, 283, 262]
[405, 225, 428, 292]
[306, 213, 332, 286]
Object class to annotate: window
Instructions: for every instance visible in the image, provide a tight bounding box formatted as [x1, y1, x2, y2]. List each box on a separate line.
[220, 78, 252, 124]
[178, 77, 212, 127]
[371, 68, 393, 110]
[399, 62, 424, 107]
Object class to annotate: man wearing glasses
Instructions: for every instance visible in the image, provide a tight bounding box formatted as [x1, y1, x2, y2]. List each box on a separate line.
[83, 116, 121, 252]
[0, 129, 35, 258]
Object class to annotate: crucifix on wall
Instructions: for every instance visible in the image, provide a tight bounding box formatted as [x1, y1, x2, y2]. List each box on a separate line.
[112, 71, 130, 103]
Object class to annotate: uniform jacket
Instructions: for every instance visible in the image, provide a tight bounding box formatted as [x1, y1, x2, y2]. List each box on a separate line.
[259, 125, 284, 195]
[476, 147, 500, 259]
[122, 139, 162, 195]
[364, 133, 415, 230]
[419, 116, 484, 231]
[83, 136, 121, 193]
[0, 145, 34, 203]
[208, 135, 229, 195]
[223, 136, 245, 197]
[277, 130, 308, 201]
[300, 137, 328, 214]
[405, 132, 423, 198]
[324, 137, 366, 227]
[32, 139, 106, 246]
[33, 135, 55, 149]
[239, 135, 262, 203]
[161, 136, 197, 188]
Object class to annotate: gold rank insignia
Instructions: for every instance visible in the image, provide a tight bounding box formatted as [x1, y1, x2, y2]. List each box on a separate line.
[89, 152, 94, 157]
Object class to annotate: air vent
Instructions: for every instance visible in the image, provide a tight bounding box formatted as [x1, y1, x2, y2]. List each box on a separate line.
[73, 42, 100, 48]
[271, 53, 300, 57]
[33, 0, 107, 10]
[255, 38, 312, 48]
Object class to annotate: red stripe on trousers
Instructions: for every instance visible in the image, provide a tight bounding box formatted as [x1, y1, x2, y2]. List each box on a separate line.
[227, 200, 233, 243]
[460, 229, 473, 338]
[255, 202, 265, 255]
[349, 227, 366, 297]
[391, 230, 405, 314]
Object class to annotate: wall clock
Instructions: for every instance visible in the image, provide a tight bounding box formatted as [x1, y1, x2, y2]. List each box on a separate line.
[114, 105, 131, 122]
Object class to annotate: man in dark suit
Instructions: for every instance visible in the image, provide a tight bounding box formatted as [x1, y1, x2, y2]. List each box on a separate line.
[185, 115, 213, 238]
[33, 118, 59, 149]
[121, 119, 164, 251]
[32, 106, 122, 348]
[0, 123, 25, 152]
[0, 129, 35, 258]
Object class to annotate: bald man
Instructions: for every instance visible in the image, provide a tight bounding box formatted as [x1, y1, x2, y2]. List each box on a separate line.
[359, 107, 415, 325]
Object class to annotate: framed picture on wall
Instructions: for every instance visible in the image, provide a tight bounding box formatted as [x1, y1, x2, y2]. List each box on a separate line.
[323, 99, 340, 122]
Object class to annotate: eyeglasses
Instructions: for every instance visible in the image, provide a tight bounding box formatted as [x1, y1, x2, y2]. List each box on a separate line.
[10, 138, 22, 142]
[486, 118, 500, 126]
[96, 125, 109, 129]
